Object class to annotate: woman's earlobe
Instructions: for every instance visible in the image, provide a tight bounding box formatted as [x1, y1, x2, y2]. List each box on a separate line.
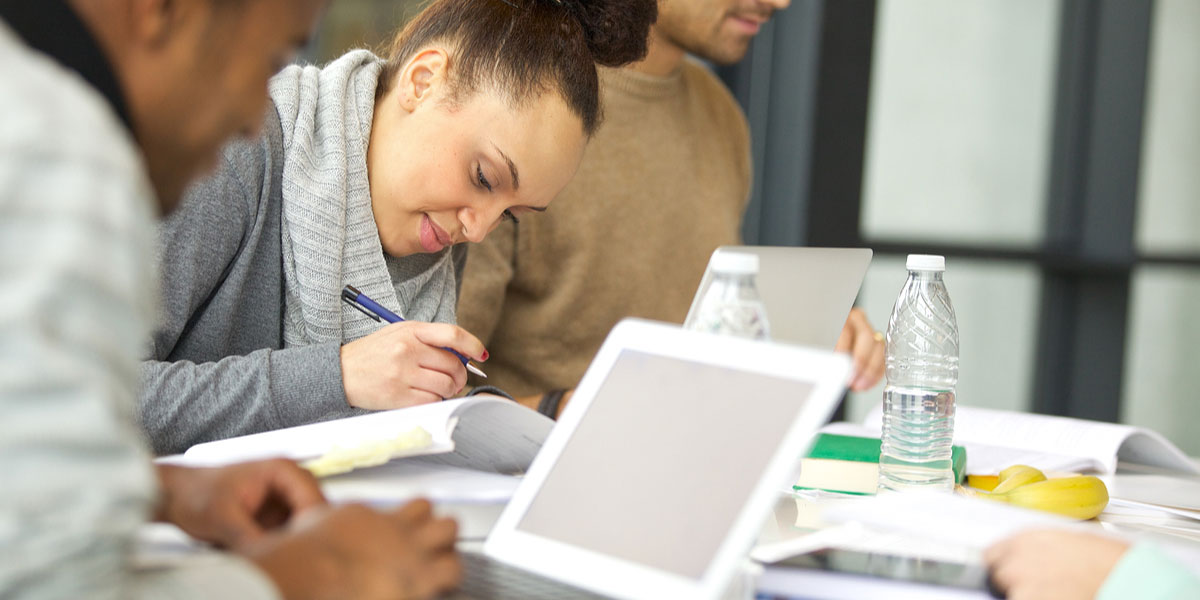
[396, 82, 421, 113]
[394, 68, 426, 113]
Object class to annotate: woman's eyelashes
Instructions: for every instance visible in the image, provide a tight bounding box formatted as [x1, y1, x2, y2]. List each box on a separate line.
[474, 163, 516, 223]
[475, 164, 494, 192]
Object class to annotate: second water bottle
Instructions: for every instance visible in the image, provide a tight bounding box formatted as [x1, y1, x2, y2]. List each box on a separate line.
[683, 251, 770, 340]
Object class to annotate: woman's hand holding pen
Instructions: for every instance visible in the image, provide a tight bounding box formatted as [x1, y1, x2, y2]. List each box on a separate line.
[340, 321, 488, 409]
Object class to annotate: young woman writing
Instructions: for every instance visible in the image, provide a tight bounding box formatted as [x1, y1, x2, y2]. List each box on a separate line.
[140, 0, 656, 454]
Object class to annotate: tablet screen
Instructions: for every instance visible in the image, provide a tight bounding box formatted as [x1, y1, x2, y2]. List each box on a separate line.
[515, 349, 815, 579]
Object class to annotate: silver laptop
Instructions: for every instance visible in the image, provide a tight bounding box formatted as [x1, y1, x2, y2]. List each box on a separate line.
[685, 246, 873, 349]
[453, 318, 851, 599]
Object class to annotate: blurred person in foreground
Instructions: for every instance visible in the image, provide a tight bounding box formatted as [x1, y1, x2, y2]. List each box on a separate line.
[0, 1, 458, 598]
[456, 0, 887, 418]
[986, 529, 1200, 600]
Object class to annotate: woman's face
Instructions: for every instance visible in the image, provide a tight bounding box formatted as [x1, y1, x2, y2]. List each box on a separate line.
[368, 52, 588, 257]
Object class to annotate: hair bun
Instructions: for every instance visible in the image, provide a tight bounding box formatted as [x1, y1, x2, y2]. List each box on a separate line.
[561, 0, 657, 67]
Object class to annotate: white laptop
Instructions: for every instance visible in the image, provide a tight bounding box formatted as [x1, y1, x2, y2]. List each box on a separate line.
[455, 318, 852, 599]
[684, 246, 873, 349]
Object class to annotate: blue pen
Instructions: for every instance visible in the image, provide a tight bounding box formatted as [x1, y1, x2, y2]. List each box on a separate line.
[341, 285, 487, 378]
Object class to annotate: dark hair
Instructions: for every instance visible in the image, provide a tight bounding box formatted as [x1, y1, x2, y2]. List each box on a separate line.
[378, 0, 656, 136]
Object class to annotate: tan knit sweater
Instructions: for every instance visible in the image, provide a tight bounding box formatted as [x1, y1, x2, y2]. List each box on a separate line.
[457, 59, 751, 397]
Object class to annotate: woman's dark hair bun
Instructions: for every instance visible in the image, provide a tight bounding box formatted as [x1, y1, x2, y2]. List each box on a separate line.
[381, 0, 659, 135]
[559, 0, 657, 67]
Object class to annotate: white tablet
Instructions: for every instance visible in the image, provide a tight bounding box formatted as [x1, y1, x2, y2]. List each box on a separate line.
[483, 318, 852, 599]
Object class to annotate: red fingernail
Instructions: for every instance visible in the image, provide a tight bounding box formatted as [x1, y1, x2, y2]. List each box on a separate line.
[481, 350, 489, 361]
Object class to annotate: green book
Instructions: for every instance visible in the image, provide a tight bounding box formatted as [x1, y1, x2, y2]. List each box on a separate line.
[793, 433, 967, 495]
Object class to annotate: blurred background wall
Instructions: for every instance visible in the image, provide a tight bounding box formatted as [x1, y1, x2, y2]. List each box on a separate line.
[312, 0, 1199, 454]
[308, 0, 420, 60]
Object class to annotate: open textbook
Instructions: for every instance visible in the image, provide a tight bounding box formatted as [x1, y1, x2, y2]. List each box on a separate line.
[826, 405, 1198, 476]
[174, 395, 554, 476]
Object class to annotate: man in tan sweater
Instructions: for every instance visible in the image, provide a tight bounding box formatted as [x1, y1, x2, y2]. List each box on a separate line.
[457, 0, 885, 416]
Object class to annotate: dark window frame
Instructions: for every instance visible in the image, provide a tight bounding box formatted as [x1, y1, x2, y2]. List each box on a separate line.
[721, 0, 1178, 424]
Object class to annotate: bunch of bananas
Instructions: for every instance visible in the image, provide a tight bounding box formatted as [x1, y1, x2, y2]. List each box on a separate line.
[963, 464, 1109, 520]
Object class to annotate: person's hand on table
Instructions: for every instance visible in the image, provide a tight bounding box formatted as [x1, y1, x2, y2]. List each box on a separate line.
[244, 499, 462, 600]
[984, 529, 1129, 600]
[835, 307, 886, 390]
[341, 321, 488, 409]
[154, 459, 326, 549]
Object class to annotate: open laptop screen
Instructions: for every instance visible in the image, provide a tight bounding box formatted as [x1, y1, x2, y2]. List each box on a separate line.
[515, 349, 814, 579]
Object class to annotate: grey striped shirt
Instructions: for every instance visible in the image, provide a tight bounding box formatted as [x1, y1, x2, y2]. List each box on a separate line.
[0, 20, 277, 600]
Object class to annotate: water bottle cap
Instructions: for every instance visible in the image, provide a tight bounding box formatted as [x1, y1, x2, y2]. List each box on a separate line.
[710, 251, 759, 274]
[906, 254, 945, 272]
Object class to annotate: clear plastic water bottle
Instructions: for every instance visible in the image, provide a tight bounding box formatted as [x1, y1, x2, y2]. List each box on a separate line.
[878, 254, 959, 493]
[683, 252, 770, 340]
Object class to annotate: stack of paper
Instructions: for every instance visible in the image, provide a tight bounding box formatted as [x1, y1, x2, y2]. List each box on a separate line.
[844, 406, 1198, 476]
[321, 461, 521, 505]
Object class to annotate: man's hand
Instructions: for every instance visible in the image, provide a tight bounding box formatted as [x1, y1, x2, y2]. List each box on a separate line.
[984, 529, 1129, 600]
[154, 459, 326, 549]
[245, 499, 462, 600]
[341, 322, 487, 409]
[835, 307, 886, 391]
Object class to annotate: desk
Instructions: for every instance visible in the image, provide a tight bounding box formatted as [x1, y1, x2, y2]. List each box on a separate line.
[435, 466, 1200, 599]
[133, 464, 1200, 599]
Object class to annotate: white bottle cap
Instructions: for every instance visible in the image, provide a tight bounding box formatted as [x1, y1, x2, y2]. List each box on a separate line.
[906, 254, 945, 271]
[711, 251, 759, 274]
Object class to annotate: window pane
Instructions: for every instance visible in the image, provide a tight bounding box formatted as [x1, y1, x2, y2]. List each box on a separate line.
[1122, 268, 1200, 456]
[847, 256, 1039, 423]
[1135, 0, 1200, 254]
[861, 0, 1059, 247]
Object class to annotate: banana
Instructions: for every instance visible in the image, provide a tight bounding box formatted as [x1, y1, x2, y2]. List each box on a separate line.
[990, 464, 1048, 494]
[979, 475, 1109, 520]
[966, 474, 999, 491]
